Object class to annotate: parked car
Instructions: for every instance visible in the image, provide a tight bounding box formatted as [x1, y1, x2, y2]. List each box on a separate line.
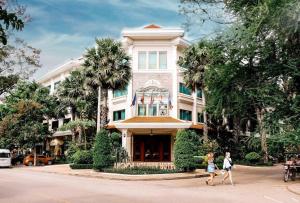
[11, 154, 25, 165]
[0, 149, 11, 168]
[23, 154, 54, 166]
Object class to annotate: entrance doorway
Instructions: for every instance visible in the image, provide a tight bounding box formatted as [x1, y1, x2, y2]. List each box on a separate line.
[133, 135, 171, 162]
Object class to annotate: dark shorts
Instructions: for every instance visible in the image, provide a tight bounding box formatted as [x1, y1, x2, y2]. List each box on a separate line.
[225, 167, 232, 171]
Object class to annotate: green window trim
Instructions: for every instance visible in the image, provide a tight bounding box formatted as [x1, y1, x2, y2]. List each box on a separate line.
[197, 112, 204, 123]
[113, 109, 125, 121]
[197, 89, 202, 99]
[179, 83, 192, 95]
[113, 86, 128, 98]
[138, 104, 147, 116]
[179, 109, 192, 121]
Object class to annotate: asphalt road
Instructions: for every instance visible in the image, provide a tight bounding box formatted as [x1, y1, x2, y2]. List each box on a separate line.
[0, 165, 299, 203]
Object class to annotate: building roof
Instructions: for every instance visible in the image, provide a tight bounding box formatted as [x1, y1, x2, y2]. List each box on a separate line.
[122, 24, 185, 40]
[122, 116, 183, 123]
[190, 124, 204, 130]
[37, 57, 83, 84]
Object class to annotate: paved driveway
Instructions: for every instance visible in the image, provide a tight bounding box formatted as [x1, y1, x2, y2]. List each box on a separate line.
[0, 165, 299, 203]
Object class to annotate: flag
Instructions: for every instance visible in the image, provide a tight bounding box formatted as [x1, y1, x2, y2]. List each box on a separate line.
[130, 93, 136, 107]
[150, 93, 154, 106]
[159, 94, 163, 104]
[168, 95, 173, 109]
[140, 92, 144, 104]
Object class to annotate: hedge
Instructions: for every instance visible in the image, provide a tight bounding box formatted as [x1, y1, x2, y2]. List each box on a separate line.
[69, 164, 93, 169]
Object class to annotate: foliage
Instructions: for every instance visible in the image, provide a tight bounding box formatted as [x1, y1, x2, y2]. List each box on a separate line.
[0, 2, 41, 95]
[65, 142, 80, 163]
[198, 139, 220, 156]
[215, 155, 224, 169]
[178, 41, 210, 90]
[0, 1, 25, 45]
[56, 69, 97, 120]
[180, 0, 300, 162]
[174, 130, 200, 171]
[71, 150, 93, 164]
[103, 167, 180, 175]
[83, 38, 131, 127]
[245, 152, 261, 163]
[114, 147, 128, 163]
[93, 129, 113, 171]
[0, 81, 58, 149]
[69, 164, 93, 169]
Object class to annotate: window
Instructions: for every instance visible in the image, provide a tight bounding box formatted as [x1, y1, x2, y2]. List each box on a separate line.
[148, 51, 157, 69]
[180, 109, 192, 121]
[138, 52, 147, 69]
[113, 109, 125, 121]
[198, 113, 204, 123]
[197, 89, 202, 98]
[159, 51, 167, 69]
[54, 81, 61, 90]
[113, 87, 128, 98]
[179, 83, 192, 95]
[63, 118, 71, 125]
[148, 105, 157, 116]
[52, 120, 59, 131]
[138, 104, 147, 116]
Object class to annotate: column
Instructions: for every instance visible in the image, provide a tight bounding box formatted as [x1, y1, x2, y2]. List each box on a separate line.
[171, 44, 178, 118]
[192, 87, 197, 124]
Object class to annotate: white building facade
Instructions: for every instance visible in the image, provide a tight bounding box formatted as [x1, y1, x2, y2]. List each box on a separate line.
[39, 25, 205, 163]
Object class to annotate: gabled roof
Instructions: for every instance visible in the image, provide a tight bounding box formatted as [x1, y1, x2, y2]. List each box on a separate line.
[144, 24, 161, 29]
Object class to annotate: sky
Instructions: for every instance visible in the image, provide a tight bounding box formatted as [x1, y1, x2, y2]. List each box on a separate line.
[16, 0, 225, 80]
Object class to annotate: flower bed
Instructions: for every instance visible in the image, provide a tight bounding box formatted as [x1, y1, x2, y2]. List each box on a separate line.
[103, 167, 180, 175]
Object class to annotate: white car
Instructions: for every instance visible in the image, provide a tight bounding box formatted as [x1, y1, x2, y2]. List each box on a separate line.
[0, 149, 11, 167]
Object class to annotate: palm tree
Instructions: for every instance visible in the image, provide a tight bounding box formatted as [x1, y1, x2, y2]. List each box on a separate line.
[83, 38, 131, 132]
[178, 41, 210, 140]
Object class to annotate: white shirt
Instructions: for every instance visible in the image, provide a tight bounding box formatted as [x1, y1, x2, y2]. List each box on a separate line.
[223, 157, 232, 169]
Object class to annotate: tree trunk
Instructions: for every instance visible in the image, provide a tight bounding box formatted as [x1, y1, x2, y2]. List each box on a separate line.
[202, 89, 208, 141]
[33, 146, 37, 166]
[233, 116, 241, 144]
[96, 86, 102, 133]
[256, 107, 268, 163]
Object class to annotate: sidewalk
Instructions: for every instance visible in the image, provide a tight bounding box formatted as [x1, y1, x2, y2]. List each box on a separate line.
[15, 164, 209, 181]
[287, 184, 300, 195]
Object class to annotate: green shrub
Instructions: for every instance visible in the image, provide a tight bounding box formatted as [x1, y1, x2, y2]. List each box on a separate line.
[66, 142, 80, 163]
[72, 150, 93, 164]
[245, 152, 261, 163]
[69, 164, 93, 169]
[215, 155, 224, 169]
[198, 139, 220, 156]
[93, 129, 113, 171]
[174, 130, 199, 172]
[103, 167, 180, 175]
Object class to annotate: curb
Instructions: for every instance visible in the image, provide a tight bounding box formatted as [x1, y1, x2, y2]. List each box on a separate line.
[287, 184, 300, 196]
[18, 168, 209, 181]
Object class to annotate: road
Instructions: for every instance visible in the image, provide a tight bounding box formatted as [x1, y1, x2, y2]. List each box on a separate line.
[0, 165, 299, 203]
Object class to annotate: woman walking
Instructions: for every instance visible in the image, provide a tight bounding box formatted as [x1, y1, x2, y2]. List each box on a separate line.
[222, 152, 234, 185]
[206, 152, 218, 186]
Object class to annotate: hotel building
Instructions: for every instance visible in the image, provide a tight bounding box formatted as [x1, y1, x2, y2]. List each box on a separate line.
[38, 25, 205, 164]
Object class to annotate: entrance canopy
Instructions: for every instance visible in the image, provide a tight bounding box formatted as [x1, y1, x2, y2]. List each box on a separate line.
[114, 116, 192, 129]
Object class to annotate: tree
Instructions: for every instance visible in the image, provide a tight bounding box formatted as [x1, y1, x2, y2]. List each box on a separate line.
[0, 2, 41, 96]
[178, 41, 211, 140]
[56, 69, 97, 121]
[83, 38, 131, 132]
[0, 81, 58, 165]
[174, 130, 200, 171]
[0, 0, 25, 45]
[93, 129, 113, 171]
[180, 0, 300, 162]
[59, 119, 96, 149]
